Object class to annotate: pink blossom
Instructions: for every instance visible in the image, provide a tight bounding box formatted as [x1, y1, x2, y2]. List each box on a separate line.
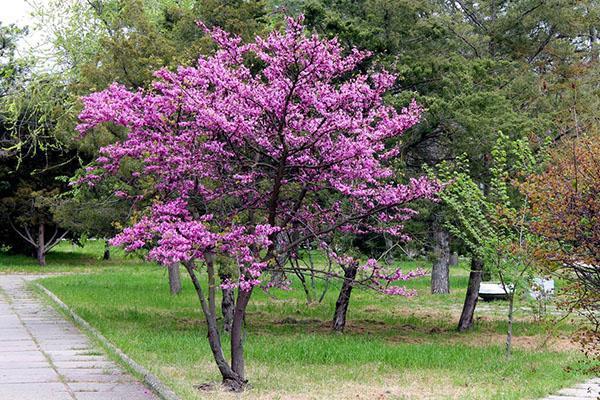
[77, 16, 440, 292]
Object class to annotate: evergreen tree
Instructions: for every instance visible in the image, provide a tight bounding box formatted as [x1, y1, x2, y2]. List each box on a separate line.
[301, 0, 599, 295]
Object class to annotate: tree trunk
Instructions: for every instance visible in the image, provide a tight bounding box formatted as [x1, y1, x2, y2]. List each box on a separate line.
[182, 261, 244, 391]
[218, 263, 235, 333]
[269, 232, 289, 287]
[431, 218, 450, 294]
[449, 252, 458, 266]
[297, 271, 313, 304]
[168, 263, 182, 295]
[103, 241, 111, 260]
[506, 291, 514, 358]
[384, 234, 394, 264]
[458, 257, 483, 332]
[221, 284, 235, 333]
[332, 264, 358, 332]
[230, 287, 252, 387]
[206, 253, 217, 318]
[37, 223, 46, 266]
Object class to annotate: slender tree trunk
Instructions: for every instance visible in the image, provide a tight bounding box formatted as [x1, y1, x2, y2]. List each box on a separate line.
[37, 223, 46, 266]
[506, 292, 514, 357]
[384, 234, 394, 264]
[431, 218, 450, 294]
[182, 261, 244, 390]
[218, 263, 235, 333]
[103, 241, 111, 260]
[298, 271, 313, 304]
[168, 263, 182, 295]
[332, 264, 358, 332]
[449, 252, 458, 266]
[206, 253, 217, 318]
[269, 232, 289, 286]
[458, 257, 483, 331]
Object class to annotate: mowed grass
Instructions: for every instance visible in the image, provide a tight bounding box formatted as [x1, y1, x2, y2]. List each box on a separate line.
[0, 240, 145, 273]
[4, 243, 595, 399]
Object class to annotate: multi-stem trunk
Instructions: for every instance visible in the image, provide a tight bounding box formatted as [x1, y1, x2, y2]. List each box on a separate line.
[37, 223, 46, 266]
[269, 232, 289, 287]
[458, 257, 483, 331]
[332, 264, 358, 332]
[183, 261, 248, 391]
[431, 219, 450, 294]
[206, 253, 217, 318]
[218, 263, 234, 333]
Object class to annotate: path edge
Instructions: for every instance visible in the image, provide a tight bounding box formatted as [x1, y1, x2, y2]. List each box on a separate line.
[32, 281, 180, 400]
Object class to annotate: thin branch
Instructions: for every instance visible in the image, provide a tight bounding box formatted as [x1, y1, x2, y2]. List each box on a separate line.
[10, 221, 37, 247]
[45, 230, 69, 252]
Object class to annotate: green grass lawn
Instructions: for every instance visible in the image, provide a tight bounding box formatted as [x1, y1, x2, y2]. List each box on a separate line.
[2, 243, 595, 399]
[0, 240, 145, 273]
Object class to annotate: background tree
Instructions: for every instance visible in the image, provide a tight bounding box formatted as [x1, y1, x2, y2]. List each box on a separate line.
[36, 0, 269, 90]
[0, 23, 29, 98]
[0, 22, 29, 252]
[0, 73, 80, 264]
[300, 0, 599, 295]
[51, 175, 132, 260]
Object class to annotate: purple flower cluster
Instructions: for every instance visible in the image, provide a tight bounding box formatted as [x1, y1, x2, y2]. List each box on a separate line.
[77, 16, 440, 292]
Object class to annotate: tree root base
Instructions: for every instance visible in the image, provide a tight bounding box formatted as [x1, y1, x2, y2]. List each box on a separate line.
[193, 382, 218, 392]
[194, 379, 249, 393]
[222, 378, 249, 392]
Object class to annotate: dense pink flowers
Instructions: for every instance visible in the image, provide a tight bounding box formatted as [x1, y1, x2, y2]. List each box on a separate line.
[77, 16, 440, 292]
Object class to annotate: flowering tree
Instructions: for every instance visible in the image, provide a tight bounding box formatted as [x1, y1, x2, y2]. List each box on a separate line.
[77, 17, 440, 391]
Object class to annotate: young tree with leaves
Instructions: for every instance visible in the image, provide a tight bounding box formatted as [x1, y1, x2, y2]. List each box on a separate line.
[432, 132, 543, 353]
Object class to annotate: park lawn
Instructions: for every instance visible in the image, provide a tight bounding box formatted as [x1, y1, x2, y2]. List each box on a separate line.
[0, 240, 144, 273]
[23, 245, 594, 400]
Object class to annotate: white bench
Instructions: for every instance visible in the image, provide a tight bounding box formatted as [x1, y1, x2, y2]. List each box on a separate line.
[478, 279, 554, 301]
[478, 282, 512, 301]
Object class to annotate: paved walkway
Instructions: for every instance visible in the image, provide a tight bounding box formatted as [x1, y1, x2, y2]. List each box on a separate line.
[0, 275, 158, 400]
[542, 377, 600, 400]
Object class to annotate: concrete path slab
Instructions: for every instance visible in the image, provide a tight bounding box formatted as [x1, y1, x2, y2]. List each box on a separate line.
[542, 377, 600, 400]
[0, 275, 159, 400]
[0, 382, 73, 400]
